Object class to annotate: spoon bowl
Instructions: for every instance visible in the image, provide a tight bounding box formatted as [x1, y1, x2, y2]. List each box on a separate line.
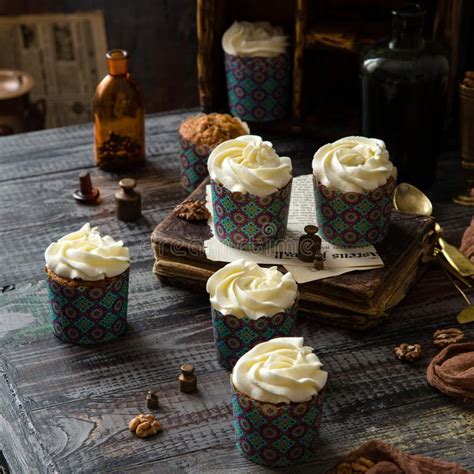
[393, 182, 433, 216]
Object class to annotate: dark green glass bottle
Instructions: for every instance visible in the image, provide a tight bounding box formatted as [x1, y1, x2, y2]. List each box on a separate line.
[361, 4, 449, 188]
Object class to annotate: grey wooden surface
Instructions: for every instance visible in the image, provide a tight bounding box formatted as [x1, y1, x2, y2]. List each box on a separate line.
[0, 110, 473, 474]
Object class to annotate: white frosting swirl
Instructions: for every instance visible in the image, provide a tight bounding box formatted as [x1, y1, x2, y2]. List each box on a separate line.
[208, 135, 292, 196]
[45, 223, 130, 281]
[312, 136, 397, 193]
[206, 259, 297, 319]
[222, 21, 288, 58]
[232, 337, 328, 404]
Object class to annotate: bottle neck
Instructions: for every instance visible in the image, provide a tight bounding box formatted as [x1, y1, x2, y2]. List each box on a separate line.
[107, 49, 129, 76]
[389, 5, 425, 50]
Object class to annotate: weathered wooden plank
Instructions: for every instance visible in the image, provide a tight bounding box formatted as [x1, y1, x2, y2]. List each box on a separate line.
[0, 110, 473, 472]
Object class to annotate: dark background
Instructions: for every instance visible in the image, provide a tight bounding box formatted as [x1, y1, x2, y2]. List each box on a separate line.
[0, 0, 200, 113]
[1, 0, 473, 118]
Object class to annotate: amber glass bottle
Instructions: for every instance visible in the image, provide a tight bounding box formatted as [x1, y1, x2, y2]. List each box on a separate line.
[93, 49, 145, 171]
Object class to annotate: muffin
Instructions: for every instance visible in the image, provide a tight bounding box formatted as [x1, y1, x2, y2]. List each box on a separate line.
[206, 259, 298, 370]
[208, 134, 292, 250]
[231, 337, 328, 467]
[312, 136, 397, 248]
[178, 113, 249, 193]
[45, 223, 130, 345]
[222, 21, 291, 122]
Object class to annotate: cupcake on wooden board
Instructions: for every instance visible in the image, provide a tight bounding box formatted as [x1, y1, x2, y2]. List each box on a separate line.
[206, 259, 298, 370]
[312, 136, 397, 248]
[178, 113, 249, 193]
[45, 223, 130, 345]
[222, 21, 291, 122]
[208, 134, 292, 250]
[231, 337, 328, 467]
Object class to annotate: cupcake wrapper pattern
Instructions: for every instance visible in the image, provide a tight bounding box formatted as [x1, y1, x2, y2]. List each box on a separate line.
[47, 269, 129, 345]
[225, 53, 291, 122]
[179, 134, 211, 193]
[211, 179, 292, 250]
[231, 387, 325, 467]
[211, 302, 298, 370]
[313, 177, 396, 248]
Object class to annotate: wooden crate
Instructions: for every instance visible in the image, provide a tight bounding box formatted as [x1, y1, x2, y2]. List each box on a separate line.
[196, 0, 462, 138]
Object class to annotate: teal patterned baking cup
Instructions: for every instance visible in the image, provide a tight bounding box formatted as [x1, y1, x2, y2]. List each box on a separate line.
[313, 177, 396, 248]
[211, 178, 292, 250]
[211, 301, 298, 370]
[231, 385, 325, 467]
[225, 53, 291, 122]
[179, 134, 211, 193]
[46, 269, 129, 345]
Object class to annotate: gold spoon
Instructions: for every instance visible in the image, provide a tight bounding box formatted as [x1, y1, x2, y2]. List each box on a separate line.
[393, 183, 474, 277]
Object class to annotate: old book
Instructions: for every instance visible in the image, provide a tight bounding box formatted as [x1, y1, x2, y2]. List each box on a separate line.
[151, 178, 436, 330]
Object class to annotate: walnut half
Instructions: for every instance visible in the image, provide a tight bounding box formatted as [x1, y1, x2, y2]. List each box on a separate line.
[433, 328, 464, 348]
[337, 457, 375, 473]
[129, 414, 162, 438]
[174, 200, 210, 221]
[394, 343, 423, 362]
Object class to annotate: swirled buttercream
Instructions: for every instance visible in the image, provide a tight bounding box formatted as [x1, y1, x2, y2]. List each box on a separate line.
[232, 337, 328, 403]
[222, 21, 288, 58]
[208, 135, 292, 196]
[45, 223, 130, 281]
[206, 259, 297, 319]
[312, 136, 397, 193]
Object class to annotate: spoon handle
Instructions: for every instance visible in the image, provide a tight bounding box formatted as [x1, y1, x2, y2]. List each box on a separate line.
[438, 254, 472, 306]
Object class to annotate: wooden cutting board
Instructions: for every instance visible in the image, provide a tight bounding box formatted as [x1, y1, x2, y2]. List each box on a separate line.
[151, 177, 436, 330]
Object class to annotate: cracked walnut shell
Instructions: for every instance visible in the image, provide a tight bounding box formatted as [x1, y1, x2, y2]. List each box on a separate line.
[336, 457, 375, 473]
[174, 200, 210, 221]
[129, 414, 161, 438]
[433, 328, 464, 347]
[394, 343, 423, 362]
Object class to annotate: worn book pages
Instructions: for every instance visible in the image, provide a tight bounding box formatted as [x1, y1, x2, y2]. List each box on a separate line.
[0, 11, 107, 127]
[204, 174, 384, 283]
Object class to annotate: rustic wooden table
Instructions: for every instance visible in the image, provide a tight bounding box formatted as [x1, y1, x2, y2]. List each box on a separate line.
[0, 111, 473, 473]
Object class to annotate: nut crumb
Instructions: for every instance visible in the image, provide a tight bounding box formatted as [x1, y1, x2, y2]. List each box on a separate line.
[174, 200, 210, 221]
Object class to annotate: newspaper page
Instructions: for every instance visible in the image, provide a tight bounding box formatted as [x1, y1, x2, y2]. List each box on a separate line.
[204, 174, 384, 283]
[0, 11, 107, 128]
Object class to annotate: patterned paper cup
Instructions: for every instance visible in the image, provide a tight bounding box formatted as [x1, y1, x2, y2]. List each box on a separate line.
[225, 53, 291, 122]
[211, 301, 298, 370]
[231, 384, 325, 467]
[46, 269, 129, 345]
[179, 134, 212, 193]
[313, 177, 396, 248]
[211, 178, 292, 250]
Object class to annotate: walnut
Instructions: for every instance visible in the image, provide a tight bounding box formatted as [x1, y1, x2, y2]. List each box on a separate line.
[174, 200, 210, 221]
[129, 414, 161, 438]
[463, 71, 474, 88]
[337, 457, 375, 473]
[394, 343, 423, 362]
[433, 328, 464, 348]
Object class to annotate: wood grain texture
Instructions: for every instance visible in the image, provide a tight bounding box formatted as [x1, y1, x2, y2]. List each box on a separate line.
[0, 110, 473, 473]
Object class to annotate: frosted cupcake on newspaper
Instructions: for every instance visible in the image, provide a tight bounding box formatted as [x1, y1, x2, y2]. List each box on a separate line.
[206, 259, 298, 369]
[45, 223, 130, 345]
[231, 337, 328, 466]
[313, 136, 397, 248]
[208, 134, 292, 250]
[222, 21, 291, 121]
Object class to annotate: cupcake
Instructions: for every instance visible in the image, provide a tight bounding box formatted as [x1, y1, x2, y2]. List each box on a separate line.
[208, 134, 292, 250]
[231, 337, 328, 467]
[178, 113, 249, 193]
[45, 223, 130, 345]
[206, 259, 298, 370]
[222, 21, 291, 122]
[312, 136, 397, 248]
